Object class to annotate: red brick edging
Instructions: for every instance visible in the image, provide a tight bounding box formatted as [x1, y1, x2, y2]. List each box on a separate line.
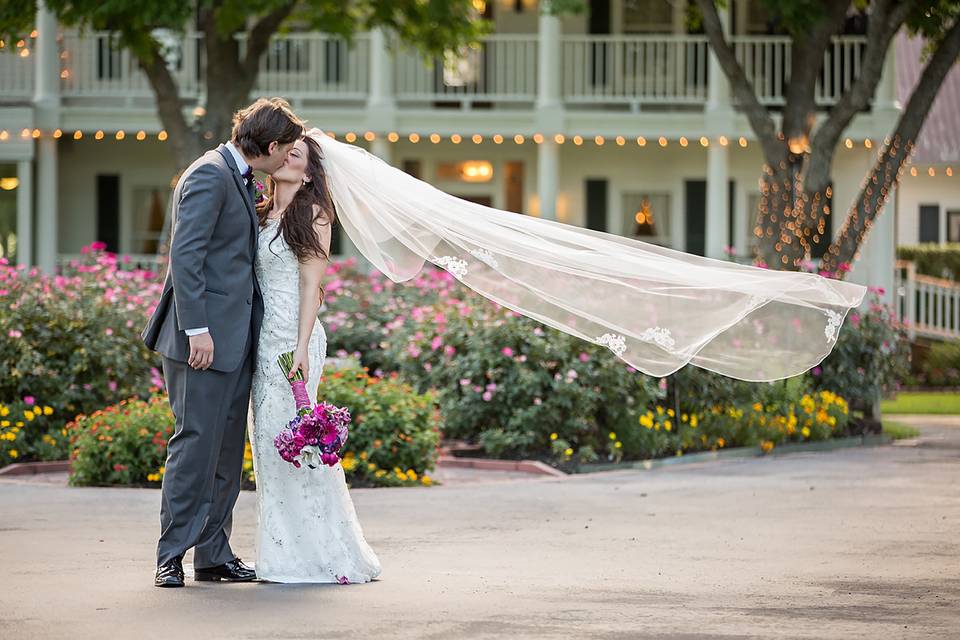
[436, 455, 566, 477]
[0, 460, 71, 477]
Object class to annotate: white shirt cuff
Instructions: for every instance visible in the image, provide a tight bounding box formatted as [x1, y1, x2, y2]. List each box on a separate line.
[184, 327, 209, 336]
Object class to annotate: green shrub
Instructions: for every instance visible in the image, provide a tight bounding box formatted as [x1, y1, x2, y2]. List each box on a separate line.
[810, 289, 910, 414]
[67, 365, 440, 489]
[318, 362, 441, 487]
[0, 245, 164, 447]
[897, 244, 960, 279]
[917, 339, 960, 387]
[0, 399, 69, 466]
[68, 395, 173, 487]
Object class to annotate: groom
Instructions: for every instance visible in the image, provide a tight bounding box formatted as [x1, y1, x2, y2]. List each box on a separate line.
[142, 97, 304, 587]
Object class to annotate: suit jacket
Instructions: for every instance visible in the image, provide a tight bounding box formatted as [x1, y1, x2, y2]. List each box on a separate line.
[142, 144, 264, 373]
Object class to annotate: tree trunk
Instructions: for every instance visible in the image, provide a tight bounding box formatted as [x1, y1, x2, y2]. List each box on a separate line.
[822, 19, 960, 275]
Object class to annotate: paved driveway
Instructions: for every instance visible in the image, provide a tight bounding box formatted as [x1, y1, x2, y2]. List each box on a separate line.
[1, 416, 958, 639]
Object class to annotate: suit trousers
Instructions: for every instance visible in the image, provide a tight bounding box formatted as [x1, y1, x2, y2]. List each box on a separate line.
[156, 330, 253, 568]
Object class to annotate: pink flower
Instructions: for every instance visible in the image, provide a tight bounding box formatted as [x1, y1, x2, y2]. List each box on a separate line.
[812, 366, 822, 376]
[850, 313, 861, 328]
[104, 328, 113, 336]
[444, 345, 456, 357]
[658, 378, 667, 391]
[533, 397, 542, 405]
[459, 378, 471, 386]
[90, 241, 108, 251]
[23, 396, 35, 405]
[501, 347, 514, 357]
[482, 391, 493, 401]
[108, 380, 118, 392]
[578, 352, 590, 362]
[431, 336, 443, 351]
[8, 329, 21, 338]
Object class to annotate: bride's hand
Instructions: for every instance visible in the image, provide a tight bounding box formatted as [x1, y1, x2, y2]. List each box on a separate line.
[290, 346, 310, 383]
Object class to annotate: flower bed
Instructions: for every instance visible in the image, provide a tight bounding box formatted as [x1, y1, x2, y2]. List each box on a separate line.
[67, 363, 439, 488]
[0, 244, 163, 467]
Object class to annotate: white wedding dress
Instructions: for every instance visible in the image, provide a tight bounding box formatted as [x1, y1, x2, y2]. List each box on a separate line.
[247, 217, 382, 584]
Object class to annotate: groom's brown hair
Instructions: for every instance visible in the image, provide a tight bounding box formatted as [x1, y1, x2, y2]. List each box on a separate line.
[231, 97, 304, 158]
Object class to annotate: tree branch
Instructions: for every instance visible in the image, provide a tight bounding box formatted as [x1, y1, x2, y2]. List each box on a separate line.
[694, 0, 782, 163]
[243, 2, 297, 77]
[823, 16, 960, 274]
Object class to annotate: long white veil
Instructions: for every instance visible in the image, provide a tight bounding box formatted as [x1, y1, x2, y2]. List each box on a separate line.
[309, 128, 866, 382]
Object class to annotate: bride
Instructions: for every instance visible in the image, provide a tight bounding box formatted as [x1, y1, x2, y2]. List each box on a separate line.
[248, 134, 381, 584]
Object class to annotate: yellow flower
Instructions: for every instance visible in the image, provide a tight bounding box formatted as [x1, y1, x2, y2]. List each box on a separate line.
[681, 413, 688, 423]
[656, 406, 664, 415]
[564, 447, 574, 457]
[0, 406, 9, 416]
[639, 414, 654, 429]
[159, 466, 165, 475]
[359, 451, 368, 460]
[421, 475, 433, 486]
[752, 402, 763, 412]
[374, 469, 387, 478]
[396, 471, 408, 481]
[407, 469, 418, 481]
[760, 440, 774, 453]
[0, 420, 9, 427]
[24, 410, 35, 421]
[717, 437, 726, 448]
[608, 432, 616, 440]
[667, 408, 675, 417]
[367, 462, 376, 471]
[801, 426, 811, 438]
[9, 449, 18, 458]
[664, 420, 672, 431]
[147, 473, 160, 482]
[43, 406, 54, 416]
[549, 432, 558, 440]
[690, 414, 698, 428]
[614, 441, 622, 449]
[341, 456, 357, 472]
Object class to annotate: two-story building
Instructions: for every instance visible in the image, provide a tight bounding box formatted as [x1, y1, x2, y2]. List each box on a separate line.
[0, 0, 933, 303]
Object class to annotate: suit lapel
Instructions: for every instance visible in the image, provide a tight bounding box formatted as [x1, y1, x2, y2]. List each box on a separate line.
[217, 145, 260, 254]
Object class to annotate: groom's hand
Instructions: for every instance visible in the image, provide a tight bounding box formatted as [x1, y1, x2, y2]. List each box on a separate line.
[188, 333, 215, 370]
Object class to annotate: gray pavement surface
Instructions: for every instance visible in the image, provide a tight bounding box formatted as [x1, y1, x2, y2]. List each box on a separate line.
[1, 415, 958, 639]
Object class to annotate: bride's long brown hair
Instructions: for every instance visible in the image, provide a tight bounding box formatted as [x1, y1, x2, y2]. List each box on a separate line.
[256, 135, 336, 264]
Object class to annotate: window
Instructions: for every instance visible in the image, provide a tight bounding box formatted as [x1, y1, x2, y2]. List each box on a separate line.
[948, 210, 960, 243]
[919, 204, 940, 243]
[622, 191, 670, 246]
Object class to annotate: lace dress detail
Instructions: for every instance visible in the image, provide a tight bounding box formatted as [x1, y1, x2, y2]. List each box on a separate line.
[248, 218, 382, 583]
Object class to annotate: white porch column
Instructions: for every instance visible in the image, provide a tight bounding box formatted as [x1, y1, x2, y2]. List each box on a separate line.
[16, 160, 33, 267]
[370, 136, 391, 163]
[705, 4, 731, 259]
[868, 185, 896, 305]
[875, 39, 898, 112]
[536, 7, 562, 111]
[367, 28, 395, 112]
[34, 1, 60, 273]
[537, 139, 559, 220]
[705, 144, 729, 258]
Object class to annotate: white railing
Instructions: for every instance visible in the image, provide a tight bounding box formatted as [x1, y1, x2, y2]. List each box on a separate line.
[61, 32, 203, 99]
[732, 35, 865, 106]
[58, 31, 367, 101]
[0, 38, 36, 100]
[253, 33, 369, 100]
[562, 35, 710, 107]
[1, 32, 870, 109]
[394, 35, 537, 105]
[896, 260, 960, 340]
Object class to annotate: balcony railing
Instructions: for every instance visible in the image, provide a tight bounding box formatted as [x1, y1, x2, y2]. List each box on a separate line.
[0, 32, 868, 110]
[562, 35, 710, 108]
[896, 260, 960, 340]
[394, 35, 538, 105]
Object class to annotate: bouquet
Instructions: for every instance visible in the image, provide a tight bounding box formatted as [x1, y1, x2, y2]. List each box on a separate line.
[273, 351, 351, 469]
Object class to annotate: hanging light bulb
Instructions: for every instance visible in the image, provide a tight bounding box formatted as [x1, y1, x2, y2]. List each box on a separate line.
[679, 136, 688, 147]
[472, 134, 484, 144]
[718, 135, 728, 146]
[513, 134, 525, 144]
[345, 132, 357, 142]
[594, 135, 605, 146]
[387, 132, 399, 142]
[573, 135, 583, 146]
[615, 136, 625, 146]
[700, 136, 709, 147]
[73, 130, 83, 140]
[409, 133, 420, 143]
[637, 136, 647, 146]
[450, 134, 462, 144]
[532, 133, 543, 144]
[136, 130, 146, 141]
[115, 130, 125, 140]
[493, 134, 504, 144]
[430, 133, 441, 144]
[658, 136, 667, 147]
[158, 130, 168, 141]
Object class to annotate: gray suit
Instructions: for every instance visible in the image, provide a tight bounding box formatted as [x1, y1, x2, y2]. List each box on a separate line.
[142, 144, 264, 568]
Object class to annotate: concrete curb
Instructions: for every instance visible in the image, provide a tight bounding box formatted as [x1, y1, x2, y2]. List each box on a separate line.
[575, 433, 893, 474]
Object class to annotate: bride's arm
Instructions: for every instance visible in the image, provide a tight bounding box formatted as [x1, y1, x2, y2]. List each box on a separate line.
[290, 204, 333, 383]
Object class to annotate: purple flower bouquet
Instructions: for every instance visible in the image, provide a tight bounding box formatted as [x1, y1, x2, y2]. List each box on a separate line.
[273, 351, 351, 469]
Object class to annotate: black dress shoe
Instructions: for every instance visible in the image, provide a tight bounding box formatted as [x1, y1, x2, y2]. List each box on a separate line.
[155, 557, 185, 588]
[195, 557, 257, 582]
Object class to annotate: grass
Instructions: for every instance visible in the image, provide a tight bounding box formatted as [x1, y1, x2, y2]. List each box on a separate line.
[882, 421, 921, 440]
[880, 391, 960, 415]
